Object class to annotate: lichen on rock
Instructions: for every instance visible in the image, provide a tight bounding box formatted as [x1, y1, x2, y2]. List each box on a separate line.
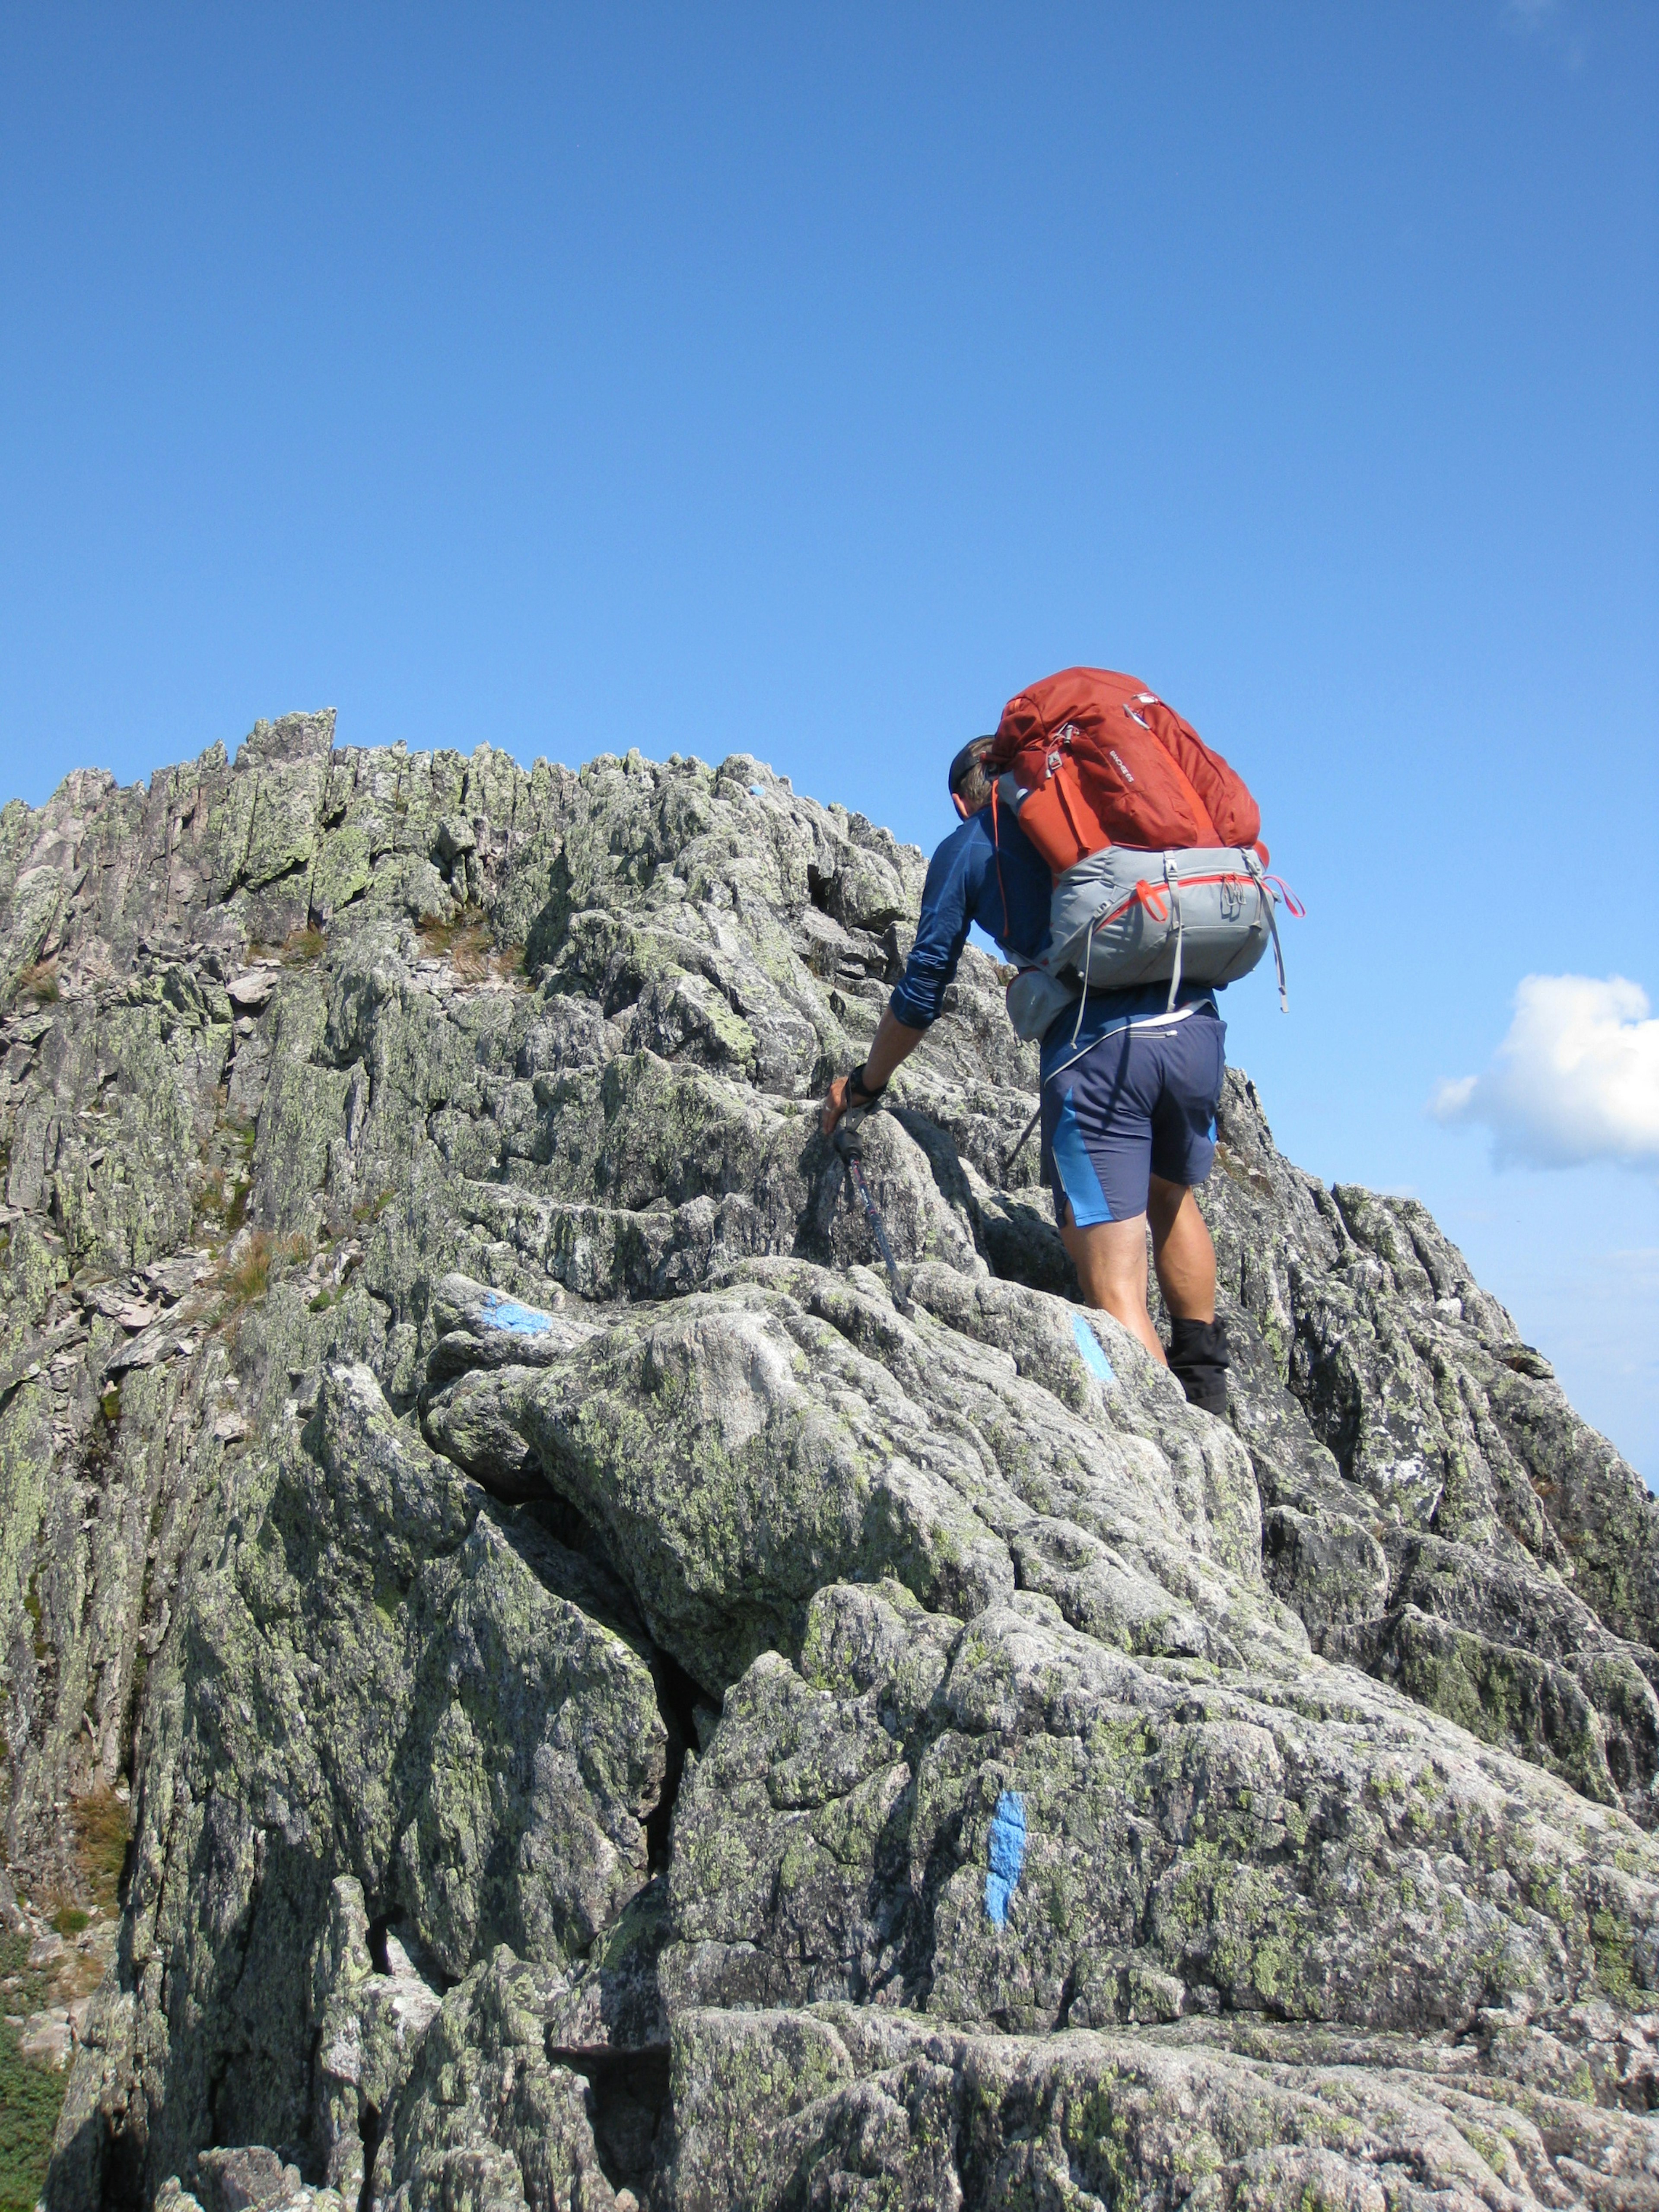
[1, 717, 1656, 2208]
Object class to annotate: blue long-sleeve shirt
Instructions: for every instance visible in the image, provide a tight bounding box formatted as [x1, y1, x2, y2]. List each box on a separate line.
[890, 804, 1220, 1058]
[889, 807, 1052, 1027]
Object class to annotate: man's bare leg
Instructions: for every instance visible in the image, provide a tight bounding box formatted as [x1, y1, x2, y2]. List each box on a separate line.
[1146, 1174, 1215, 1322]
[1060, 1176, 1217, 1362]
[1058, 1210, 1166, 1362]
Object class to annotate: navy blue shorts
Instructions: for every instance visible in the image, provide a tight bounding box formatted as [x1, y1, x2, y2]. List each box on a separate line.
[1040, 1008, 1226, 1227]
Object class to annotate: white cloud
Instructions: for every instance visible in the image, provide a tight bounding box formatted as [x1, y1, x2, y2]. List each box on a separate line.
[1431, 974, 1659, 1170]
[1500, 0, 1586, 69]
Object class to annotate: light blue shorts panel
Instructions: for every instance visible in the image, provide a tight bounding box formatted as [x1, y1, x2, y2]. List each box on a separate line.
[1048, 1090, 1113, 1226]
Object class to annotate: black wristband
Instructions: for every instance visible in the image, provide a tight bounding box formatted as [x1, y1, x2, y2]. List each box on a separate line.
[848, 1062, 886, 1104]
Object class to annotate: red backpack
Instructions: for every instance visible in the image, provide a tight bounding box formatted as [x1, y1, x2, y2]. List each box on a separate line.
[986, 667, 1265, 872]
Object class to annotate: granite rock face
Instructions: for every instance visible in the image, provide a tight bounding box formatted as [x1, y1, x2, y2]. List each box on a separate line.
[3, 714, 1658, 2209]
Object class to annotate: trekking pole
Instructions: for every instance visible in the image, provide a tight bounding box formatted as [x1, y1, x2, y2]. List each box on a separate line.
[833, 1117, 915, 1316]
[1006, 1098, 1042, 1172]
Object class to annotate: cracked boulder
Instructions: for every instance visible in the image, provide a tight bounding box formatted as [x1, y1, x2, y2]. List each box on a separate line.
[53, 1360, 664, 2205]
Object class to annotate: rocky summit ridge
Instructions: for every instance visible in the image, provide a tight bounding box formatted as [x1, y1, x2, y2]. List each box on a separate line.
[3, 710, 1659, 2210]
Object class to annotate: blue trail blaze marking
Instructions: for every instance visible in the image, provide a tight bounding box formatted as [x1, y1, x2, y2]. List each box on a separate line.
[984, 1791, 1027, 1926]
[479, 1293, 555, 1338]
[1072, 1314, 1116, 1386]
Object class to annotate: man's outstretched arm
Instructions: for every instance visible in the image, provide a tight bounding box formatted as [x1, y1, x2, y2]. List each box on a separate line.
[820, 1008, 925, 1136]
[821, 808, 985, 1136]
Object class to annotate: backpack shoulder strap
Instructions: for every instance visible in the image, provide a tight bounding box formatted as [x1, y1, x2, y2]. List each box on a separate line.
[988, 784, 1011, 937]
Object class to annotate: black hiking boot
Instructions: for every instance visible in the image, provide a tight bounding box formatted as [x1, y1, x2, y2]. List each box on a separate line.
[1168, 1316, 1230, 1415]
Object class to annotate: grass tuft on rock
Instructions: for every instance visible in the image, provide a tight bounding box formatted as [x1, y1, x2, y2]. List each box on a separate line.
[217, 1229, 272, 1306]
[206, 1229, 314, 1315]
[417, 908, 527, 984]
[73, 1787, 131, 1917]
[14, 960, 59, 1006]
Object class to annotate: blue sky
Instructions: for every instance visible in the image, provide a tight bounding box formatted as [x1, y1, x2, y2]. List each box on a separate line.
[2, 3, 1655, 1473]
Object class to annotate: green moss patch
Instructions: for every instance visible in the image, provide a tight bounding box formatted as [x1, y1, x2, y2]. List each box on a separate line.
[0, 1931, 65, 2212]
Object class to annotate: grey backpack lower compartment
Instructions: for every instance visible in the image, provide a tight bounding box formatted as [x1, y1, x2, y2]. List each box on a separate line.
[1050, 845, 1278, 990]
[1002, 845, 1286, 1043]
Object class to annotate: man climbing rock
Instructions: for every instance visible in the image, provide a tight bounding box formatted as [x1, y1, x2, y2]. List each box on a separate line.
[820, 732, 1231, 1413]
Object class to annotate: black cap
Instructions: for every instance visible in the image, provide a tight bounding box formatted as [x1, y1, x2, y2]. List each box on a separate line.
[948, 737, 996, 796]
